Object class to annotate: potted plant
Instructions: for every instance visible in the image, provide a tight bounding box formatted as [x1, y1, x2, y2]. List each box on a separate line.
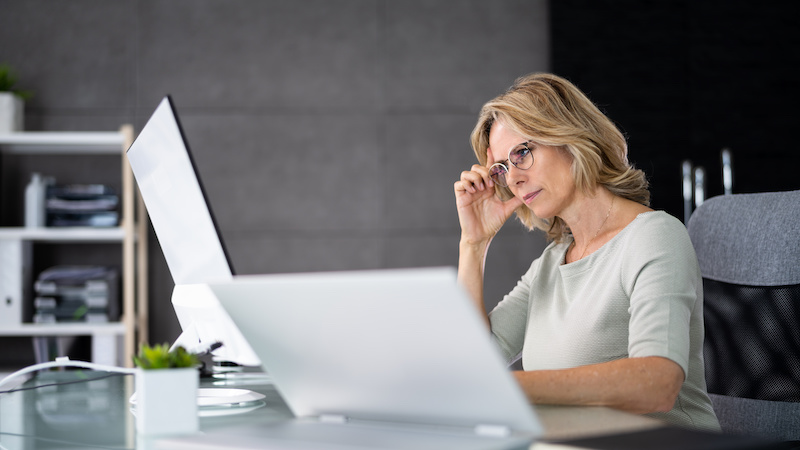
[0, 64, 32, 133]
[133, 343, 200, 436]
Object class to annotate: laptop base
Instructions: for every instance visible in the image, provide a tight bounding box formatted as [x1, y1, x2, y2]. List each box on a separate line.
[157, 418, 535, 450]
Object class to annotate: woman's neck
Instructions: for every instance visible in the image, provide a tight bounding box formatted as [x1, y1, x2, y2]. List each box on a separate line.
[561, 188, 618, 263]
[561, 190, 654, 263]
[562, 188, 615, 244]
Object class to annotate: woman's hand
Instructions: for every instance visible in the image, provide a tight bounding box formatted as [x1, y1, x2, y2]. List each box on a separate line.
[455, 163, 524, 319]
[454, 164, 523, 245]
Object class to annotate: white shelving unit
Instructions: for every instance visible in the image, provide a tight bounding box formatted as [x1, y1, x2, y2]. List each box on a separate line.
[0, 127, 148, 367]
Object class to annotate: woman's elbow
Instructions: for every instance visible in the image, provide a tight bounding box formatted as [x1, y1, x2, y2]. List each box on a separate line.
[627, 381, 681, 414]
[650, 386, 681, 413]
[629, 358, 685, 414]
[642, 361, 684, 413]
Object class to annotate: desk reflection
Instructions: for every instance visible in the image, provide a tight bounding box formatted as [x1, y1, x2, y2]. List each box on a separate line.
[1, 371, 134, 449]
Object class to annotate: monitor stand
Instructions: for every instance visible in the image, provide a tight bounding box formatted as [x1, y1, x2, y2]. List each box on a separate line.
[139, 284, 272, 413]
[169, 283, 261, 367]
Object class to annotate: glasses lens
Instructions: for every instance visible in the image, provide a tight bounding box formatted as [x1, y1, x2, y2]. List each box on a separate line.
[489, 163, 509, 186]
[509, 144, 533, 170]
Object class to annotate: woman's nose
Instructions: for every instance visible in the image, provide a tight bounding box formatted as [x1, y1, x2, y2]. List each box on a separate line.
[506, 164, 527, 186]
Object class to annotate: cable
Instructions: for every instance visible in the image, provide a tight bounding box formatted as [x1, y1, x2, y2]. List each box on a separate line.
[0, 357, 137, 393]
[0, 371, 131, 394]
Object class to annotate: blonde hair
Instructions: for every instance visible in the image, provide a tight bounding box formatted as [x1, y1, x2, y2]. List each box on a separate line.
[470, 73, 650, 242]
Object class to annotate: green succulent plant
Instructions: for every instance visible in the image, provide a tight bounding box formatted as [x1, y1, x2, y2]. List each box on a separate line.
[0, 64, 33, 100]
[133, 343, 199, 370]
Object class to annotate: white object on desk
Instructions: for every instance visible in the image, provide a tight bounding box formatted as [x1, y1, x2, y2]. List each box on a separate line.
[130, 387, 266, 418]
[134, 367, 198, 436]
[196, 388, 265, 407]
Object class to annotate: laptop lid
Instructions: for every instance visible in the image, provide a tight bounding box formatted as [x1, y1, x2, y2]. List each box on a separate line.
[207, 267, 542, 439]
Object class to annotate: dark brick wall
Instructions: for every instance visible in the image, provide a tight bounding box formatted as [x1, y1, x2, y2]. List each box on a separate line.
[551, 0, 799, 219]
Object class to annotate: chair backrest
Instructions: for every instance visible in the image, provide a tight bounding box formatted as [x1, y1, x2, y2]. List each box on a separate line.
[688, 190, 800, 287]
[687, 190, 800, 441]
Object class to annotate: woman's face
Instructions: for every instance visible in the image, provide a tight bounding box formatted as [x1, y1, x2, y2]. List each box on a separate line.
[487, 121, 577, 219]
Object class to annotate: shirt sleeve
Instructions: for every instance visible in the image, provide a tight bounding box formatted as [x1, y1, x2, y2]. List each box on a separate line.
[621, 214, 701, 378]
[488, 258, 540, 364]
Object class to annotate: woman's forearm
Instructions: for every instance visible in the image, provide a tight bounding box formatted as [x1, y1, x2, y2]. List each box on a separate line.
[457, 238, 491, 325]
[513, 356, 685, 414]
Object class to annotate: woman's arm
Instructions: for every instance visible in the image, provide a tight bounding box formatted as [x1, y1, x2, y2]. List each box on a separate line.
[457, 239, 491, 321]
[454, 164, 522, 321]
[514, 356, 685, 414]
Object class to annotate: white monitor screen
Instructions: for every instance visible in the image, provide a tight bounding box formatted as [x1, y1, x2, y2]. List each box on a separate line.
[126, 96, 260, 367]
[127, 96, 232, 284]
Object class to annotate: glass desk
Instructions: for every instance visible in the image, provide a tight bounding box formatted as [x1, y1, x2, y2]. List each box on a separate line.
[1, 370, 136, 449]
[0, 370, 290, 449]
[2, 369, 763, 450]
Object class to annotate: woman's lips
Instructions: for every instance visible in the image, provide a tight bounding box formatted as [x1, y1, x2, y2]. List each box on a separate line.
[523, 190, 541, 204]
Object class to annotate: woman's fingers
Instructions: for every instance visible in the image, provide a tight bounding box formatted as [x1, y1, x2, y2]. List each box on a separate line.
[456, 165, 494, 194]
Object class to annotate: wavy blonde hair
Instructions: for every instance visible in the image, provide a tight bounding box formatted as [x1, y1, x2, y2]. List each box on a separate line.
[470, 73, 650, 242]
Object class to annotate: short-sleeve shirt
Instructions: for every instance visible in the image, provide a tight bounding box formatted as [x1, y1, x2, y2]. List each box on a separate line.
[489, 211, 720, 430]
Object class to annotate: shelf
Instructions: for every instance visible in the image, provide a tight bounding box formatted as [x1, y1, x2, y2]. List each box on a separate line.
[0, 227, 126, 242]
[0, 322, 126, 337]
[0, 125, 146, 368]
[0, 132, 126, 154]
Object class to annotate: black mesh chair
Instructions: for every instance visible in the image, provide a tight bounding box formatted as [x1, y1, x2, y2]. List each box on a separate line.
[687, 190, 800, 443]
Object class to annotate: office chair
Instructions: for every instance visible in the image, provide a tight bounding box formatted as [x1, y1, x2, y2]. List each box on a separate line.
[687, 190, 800, 444]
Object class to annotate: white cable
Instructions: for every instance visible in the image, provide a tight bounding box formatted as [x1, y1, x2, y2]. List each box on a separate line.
[0, 356, 137, 392]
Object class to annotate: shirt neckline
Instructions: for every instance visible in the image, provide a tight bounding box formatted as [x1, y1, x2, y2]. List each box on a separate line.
[560, 210, 661, 266]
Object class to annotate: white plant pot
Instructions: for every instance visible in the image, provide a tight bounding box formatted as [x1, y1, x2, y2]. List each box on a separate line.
[134, 368, 199, 436]
[0, 92, 23, 133]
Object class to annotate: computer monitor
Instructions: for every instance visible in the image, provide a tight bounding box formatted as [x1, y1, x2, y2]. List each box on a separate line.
[126, 96, 260, 367]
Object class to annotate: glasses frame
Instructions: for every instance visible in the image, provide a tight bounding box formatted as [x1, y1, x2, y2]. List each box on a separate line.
[488, 141, 534, 187]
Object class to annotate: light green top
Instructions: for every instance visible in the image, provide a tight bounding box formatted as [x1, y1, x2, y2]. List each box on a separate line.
[489, 211, 720, 431]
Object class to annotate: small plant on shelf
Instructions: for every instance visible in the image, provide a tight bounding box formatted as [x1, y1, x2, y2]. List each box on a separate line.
[0, 64, 33, 100]
[133, 343, 199, 370]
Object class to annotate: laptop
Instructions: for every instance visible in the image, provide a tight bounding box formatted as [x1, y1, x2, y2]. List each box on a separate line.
[167, 267, 542, 449]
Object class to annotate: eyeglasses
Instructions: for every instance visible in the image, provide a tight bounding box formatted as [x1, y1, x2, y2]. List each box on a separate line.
[488, 141, 534, 187]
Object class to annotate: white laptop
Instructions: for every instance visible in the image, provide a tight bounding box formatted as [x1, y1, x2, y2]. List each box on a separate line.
[168, 267, 542, 449]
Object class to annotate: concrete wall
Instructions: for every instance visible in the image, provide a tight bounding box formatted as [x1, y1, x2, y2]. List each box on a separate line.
[0, 0, 550, 353]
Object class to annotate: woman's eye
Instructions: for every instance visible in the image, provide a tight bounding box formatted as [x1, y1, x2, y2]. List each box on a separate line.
[511, 147, 530, 160]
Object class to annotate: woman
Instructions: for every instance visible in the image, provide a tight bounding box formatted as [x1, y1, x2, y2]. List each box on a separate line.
[454, 73, 719, 430]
